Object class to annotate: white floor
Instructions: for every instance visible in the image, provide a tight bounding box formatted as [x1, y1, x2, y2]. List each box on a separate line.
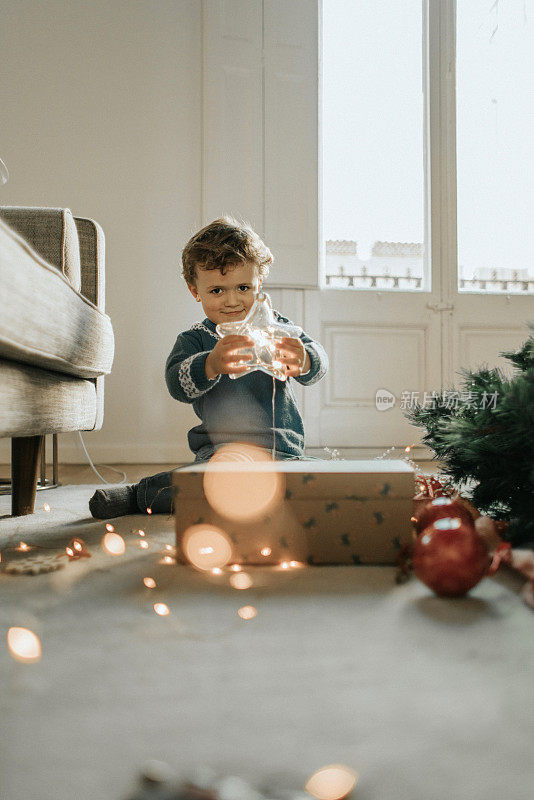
[1, 485, 533, 800]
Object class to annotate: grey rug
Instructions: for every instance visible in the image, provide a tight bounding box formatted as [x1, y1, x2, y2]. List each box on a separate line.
[0, 485, 533, 800]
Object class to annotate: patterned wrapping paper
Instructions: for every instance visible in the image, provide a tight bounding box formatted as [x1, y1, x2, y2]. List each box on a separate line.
[173, 460, 415, 566]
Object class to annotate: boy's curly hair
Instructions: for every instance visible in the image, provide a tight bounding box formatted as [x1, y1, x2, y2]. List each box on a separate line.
[182, 216, 273, 286]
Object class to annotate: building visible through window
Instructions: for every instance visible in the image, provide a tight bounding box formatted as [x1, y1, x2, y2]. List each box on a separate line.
[325, 240, 423, 290]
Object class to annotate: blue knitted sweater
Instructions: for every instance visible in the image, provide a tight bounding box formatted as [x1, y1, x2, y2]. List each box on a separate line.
[165, 311, 329, 458]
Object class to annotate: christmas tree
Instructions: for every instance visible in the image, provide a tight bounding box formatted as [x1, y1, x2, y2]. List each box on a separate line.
[405, 324, 534, 546]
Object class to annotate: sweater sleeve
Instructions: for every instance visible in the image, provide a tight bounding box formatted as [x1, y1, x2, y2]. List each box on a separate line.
[165, 331, 221, 404]
[275, 311, 329, 387]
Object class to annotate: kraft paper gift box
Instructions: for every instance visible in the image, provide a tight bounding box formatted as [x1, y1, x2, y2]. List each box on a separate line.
[173, 459, 415, 566]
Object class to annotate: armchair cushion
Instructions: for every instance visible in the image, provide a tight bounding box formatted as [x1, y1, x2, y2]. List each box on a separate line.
[1, 360, 97, 437]
[0, 216, 114, 379]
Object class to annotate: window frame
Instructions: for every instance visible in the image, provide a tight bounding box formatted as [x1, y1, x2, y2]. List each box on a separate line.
[425, 0, 458, 303]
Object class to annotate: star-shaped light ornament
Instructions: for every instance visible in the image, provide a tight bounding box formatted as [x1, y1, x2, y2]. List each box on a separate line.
[216, 291, 302, 381]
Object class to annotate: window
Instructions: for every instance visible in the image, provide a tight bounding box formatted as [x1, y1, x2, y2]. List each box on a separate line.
[457, 0, 534, 294]
[322, 0, 425, 290]
[322, 0, 534, 296]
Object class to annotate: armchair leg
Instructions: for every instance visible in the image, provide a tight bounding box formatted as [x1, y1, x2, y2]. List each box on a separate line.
[11, 436, 44, 516]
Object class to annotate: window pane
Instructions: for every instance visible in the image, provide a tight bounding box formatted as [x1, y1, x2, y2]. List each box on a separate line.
[322, 0, 425, 291]
[457, 0, 534, 294]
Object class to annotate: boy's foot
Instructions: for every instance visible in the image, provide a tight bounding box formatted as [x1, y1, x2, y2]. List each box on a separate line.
[89, 484, 138, 519]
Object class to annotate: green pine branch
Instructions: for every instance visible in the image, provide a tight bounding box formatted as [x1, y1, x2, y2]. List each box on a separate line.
[405, 327, 534, 546]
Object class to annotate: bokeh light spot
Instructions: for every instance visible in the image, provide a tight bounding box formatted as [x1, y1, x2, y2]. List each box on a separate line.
[230, 572, 253, 590]
[238, 605, 257, 620]
[7, 627, 42, 663]
[203, 445, 284, 522]
[305, 764, 359, 800]
[182, 525, 233, 570]
[209, 442, 272, 464]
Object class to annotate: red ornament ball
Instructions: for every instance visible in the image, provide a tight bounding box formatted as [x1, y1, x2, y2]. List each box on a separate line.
[414, 496, 474, 535]
[413, 516, 491, 597]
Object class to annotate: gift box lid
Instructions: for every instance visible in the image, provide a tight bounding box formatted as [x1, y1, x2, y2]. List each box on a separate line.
[172, 459, 414, 500]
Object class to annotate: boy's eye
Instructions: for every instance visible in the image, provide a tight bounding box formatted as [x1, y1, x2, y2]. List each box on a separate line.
[210, 285, 250, 294]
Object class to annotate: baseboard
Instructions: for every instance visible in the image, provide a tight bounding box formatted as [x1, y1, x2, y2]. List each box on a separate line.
[0, 439, 193, 466]
[0, 438, 439, 467]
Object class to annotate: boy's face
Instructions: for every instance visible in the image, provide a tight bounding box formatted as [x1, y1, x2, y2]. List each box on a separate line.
[188, 261, 263, 324]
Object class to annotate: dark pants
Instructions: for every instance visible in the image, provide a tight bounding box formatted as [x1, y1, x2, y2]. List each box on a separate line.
[135, 446, 319, 514]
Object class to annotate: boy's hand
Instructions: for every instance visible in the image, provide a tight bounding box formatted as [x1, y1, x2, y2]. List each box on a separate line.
[205, 335, 254, 379]
[277, 337, 311, 378]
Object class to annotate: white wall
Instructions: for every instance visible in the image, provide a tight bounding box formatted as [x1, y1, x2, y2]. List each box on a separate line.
[0, 0, 204, 464]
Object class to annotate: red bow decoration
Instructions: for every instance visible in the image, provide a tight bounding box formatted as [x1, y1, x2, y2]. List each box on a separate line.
[414, 473, 452, 500]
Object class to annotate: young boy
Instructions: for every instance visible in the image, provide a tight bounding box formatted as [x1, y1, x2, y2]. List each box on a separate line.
[89, 217, 329, 518]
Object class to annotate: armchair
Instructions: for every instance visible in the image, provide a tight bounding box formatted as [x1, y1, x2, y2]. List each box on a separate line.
[0, 207, 114, 515]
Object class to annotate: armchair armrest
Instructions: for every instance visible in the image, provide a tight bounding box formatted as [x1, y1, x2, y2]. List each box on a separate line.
[74, 216, 106, 312]
[0, 206, 81, 291]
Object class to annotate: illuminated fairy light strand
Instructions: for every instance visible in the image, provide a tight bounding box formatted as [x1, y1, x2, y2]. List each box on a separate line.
[376, 442, 449, 494]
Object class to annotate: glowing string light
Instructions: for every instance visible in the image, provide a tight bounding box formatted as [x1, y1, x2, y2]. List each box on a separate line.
[238, 605, 257, 620]
[65, 538, 90, 560]
[230, 572, 253, 590]
[7, 627, 42, 663]
[102, 532, 125, 556]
